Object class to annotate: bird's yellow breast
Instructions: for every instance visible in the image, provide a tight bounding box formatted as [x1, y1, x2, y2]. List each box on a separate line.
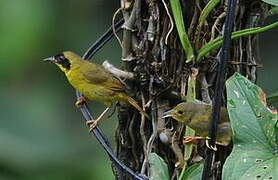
[65, 69, 120, 107]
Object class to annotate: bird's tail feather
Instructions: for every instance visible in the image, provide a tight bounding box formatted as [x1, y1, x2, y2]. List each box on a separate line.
[125, 96, 150, 119]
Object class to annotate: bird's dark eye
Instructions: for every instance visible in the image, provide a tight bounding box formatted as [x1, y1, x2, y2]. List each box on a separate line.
[55, 54, 64, 61]
[177, 110, 183, 115]
[54, 54, 71, 70]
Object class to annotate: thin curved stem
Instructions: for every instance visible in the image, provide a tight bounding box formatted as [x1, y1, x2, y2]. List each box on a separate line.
[77, 18, 147, 180]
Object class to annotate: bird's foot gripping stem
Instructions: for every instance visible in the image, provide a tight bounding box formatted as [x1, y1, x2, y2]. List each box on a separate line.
[86, 107, 110, 133]
[87, 119, 100, 133]
[75, 97, 88, 107]
[204, 137, 217, 151]
[183, 136, 217, 151]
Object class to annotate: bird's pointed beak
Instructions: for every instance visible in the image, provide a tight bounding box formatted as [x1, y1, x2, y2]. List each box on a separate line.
[162, 109, 173, 118]
[43, 56, 56, 63]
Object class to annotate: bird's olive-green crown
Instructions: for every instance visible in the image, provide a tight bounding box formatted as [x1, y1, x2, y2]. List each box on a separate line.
[172, 102, 198, 122]
[163, 102, 200, 124]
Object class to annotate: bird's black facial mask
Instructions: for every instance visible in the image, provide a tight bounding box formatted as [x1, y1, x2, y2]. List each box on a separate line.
[54, 54, 71, 70]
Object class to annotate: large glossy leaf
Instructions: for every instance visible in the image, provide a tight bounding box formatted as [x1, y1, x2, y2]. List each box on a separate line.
[261, 0, 278, 6]
[223, 73, 278, 180]
[149, 153, 170, 180]
[179, 163, 203, 180]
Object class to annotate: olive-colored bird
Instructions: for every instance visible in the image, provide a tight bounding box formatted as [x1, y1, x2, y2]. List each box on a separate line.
[163, 102, 232, 147]
[44, 51, 148, 130]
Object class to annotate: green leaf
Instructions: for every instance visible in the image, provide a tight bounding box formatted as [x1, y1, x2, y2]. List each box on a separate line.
[170, 0, 194, 62]
[179, 163, 203, 180]
[223, 73, 278, 180]
[267, 92, 278, 104]
[149, 153, 170, 180]
[197, 21, 278, 62]
[261, 0, 278, 6]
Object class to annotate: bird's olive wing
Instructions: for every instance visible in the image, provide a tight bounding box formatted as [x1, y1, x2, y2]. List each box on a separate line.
[198, 104, 229, 123]
[219, 107, 230, 123]
[81, 62, 125, 92]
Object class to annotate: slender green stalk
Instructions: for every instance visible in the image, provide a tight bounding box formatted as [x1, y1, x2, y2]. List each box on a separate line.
[178, 71, 197, 179]
[199, 0, 221, 26]
[197, 21, 278, 62]
[195, 0, 221, 48]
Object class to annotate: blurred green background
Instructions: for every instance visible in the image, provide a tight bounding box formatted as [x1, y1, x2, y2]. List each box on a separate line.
[0, 0, 277, 179]
[0, 0, 121, 179]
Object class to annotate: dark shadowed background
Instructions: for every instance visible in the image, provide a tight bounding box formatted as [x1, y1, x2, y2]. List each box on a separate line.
[0, 0, 277, 179]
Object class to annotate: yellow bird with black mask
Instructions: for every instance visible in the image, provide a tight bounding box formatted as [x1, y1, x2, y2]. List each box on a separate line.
[44, 51, 148, 131]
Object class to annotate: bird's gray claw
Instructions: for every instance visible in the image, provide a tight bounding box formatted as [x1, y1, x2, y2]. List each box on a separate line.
[205, 137, 217, 151]
[87, 120, 98, 133]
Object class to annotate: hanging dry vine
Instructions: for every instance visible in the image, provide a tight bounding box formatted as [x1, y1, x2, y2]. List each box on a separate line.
[114, 0, 270, 179]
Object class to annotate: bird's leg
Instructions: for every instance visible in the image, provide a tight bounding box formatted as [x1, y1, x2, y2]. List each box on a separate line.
[183, 136, 217, 151]
[75, 97, 88, 107]
[183, 136, 207, 144]
[87, 107, 110, 132]
[107, 104, 117, 119]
